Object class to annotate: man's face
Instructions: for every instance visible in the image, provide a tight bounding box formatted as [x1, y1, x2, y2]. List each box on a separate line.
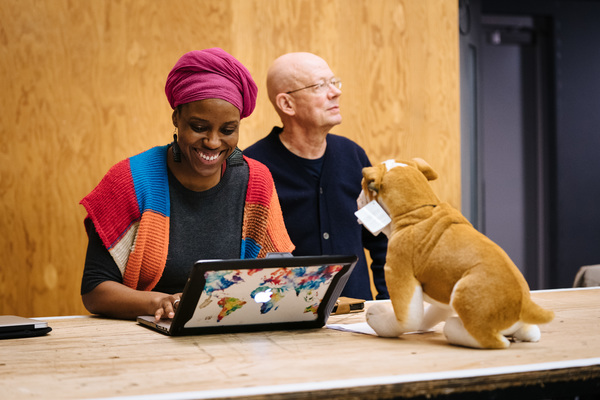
[289, 61, 342, 131]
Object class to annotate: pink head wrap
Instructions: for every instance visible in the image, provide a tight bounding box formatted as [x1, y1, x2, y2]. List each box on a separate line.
[165, 48, 257, 119]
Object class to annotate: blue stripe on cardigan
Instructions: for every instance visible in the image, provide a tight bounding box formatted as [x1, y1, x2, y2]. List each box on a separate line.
[129, 145, 170, 217]
[241, 237, 260, 259]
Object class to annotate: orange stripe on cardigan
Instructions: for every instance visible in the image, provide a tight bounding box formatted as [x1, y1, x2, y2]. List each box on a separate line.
[122, 210, 170, 291]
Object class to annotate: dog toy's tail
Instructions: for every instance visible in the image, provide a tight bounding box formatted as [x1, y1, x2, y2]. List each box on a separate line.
[520, 296, 555, 325]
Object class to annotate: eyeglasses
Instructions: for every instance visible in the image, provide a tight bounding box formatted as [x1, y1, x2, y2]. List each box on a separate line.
[286, 77, 342, 94]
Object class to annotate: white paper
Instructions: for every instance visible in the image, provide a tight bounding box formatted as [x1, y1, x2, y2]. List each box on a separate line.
[326, 322, 377, 335]
[354, 200, 391, 236]
[326, 322, 431, 336]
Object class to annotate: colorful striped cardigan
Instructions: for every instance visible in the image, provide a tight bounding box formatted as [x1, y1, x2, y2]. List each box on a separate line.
[80, 145, 294, 291]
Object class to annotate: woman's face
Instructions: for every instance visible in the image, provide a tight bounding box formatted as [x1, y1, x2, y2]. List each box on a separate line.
[173, 98, 240, 191]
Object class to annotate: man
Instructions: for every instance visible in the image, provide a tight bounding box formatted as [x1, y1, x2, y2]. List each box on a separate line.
[244, 52, 388, 300]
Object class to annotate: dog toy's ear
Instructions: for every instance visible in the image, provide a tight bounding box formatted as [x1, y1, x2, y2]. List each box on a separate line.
[412, 158, 438, 181]
[362, 164, 385, 194]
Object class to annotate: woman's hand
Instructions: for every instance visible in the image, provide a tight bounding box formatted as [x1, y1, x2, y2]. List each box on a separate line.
[82, 281, 184, 321]
[153, 293, 183, 321]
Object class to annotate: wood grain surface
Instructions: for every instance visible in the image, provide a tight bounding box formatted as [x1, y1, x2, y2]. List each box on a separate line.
[0, 0, 459, 317]
[0, 289, 598, 399]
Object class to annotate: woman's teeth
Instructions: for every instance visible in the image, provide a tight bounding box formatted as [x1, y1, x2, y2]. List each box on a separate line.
[197, 150, 219, 161]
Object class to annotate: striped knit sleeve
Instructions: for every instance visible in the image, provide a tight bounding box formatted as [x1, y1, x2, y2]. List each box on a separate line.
[241, 157, 294, 258]
[263, 181, 295, 255]
[80, 146, 171, 290]
[80, 158, 141, 257]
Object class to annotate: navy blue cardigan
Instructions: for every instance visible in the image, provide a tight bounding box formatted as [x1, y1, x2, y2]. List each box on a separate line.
[244, 127, 389, 300]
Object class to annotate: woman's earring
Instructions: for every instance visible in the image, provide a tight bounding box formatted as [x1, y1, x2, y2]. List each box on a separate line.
[171, 129, 182, 163]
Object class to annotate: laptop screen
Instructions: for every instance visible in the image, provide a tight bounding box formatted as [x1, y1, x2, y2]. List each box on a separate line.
[184, 264, 344, 327]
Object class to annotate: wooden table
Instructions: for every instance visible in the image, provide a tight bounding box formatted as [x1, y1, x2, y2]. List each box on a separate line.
[1, 288, 600, 399]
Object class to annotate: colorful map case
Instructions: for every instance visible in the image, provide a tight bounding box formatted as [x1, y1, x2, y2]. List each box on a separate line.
[138, 255, 357, 336]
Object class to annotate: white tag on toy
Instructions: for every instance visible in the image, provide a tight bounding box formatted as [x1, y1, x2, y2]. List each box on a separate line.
[355, 200, 391, 236]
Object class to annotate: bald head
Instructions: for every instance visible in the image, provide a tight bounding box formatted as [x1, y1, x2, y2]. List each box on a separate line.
[266, 52, 333, 108]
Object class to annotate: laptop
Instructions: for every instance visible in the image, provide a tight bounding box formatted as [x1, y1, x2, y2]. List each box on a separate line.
[137, 254, 358, 336]
[0, 315, 52, 339]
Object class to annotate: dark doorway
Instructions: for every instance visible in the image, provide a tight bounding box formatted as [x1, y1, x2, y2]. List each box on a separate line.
[478, 15, 554, 289]
[460, 3, 555, 289]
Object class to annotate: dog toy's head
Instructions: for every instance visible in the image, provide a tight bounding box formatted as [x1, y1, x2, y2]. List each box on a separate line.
[361, 158, 440, 218]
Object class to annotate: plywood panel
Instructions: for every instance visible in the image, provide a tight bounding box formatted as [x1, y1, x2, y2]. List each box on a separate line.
[0, 0, 459, 317]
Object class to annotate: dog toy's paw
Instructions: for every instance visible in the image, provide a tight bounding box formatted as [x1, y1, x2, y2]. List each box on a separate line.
[443, 316, 484, 348]
[512, 324, 541, 342]
[366, 302, 403, 337]
[443, 316, 510, 349]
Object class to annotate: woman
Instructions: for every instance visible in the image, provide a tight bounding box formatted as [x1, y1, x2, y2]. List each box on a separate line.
[80, 48, 294, 321]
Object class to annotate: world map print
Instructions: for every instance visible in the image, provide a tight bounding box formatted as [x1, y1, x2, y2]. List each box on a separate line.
[216, 297, 247, 322]
[191, 265, 343, 325]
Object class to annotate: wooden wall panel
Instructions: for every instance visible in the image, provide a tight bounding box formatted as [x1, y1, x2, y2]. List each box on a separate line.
[0, 0, 459, 317]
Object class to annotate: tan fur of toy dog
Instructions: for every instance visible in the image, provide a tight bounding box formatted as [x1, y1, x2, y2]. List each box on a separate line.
[361, 158, 554, 349]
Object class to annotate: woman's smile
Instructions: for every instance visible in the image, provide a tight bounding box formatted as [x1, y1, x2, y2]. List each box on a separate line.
[170, 98, 241, 191]
[194, 148, 223, 163]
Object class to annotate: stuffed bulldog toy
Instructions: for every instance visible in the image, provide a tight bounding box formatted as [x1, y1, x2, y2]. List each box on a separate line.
[356, 158, 554, 349]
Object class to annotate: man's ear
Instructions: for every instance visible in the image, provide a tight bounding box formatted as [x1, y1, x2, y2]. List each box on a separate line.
[275, 93, 295, 116]
[412, 157, 438, 181]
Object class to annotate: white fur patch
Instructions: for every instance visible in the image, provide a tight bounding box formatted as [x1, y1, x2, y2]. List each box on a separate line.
[383, 159, 408, 171]
[420, 304, 453, 331]
[511, 324, 541, 342]
[404, 284, 425, 331]
[366, 283, 424, 337]
[366, 302, 403, 337]
[443, 316, 492, 349]
[500, 321, 523, 337]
